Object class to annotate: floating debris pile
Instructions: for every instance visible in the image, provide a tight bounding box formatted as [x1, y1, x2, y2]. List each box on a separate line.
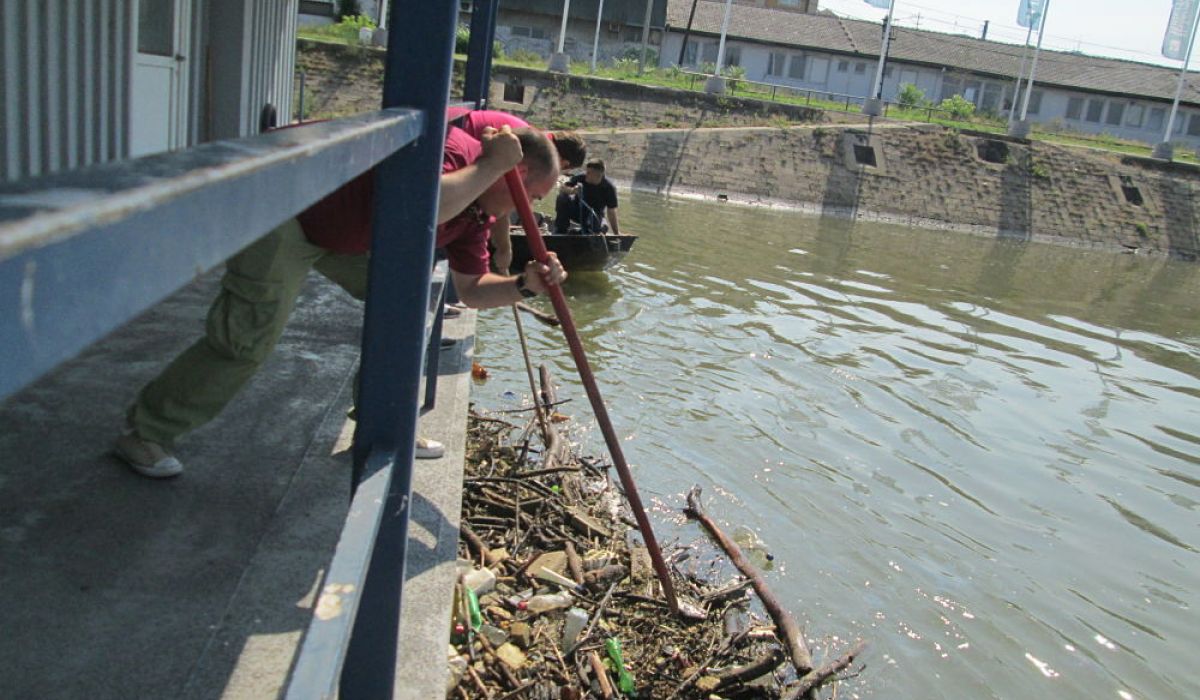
[448, 370, 865, 699]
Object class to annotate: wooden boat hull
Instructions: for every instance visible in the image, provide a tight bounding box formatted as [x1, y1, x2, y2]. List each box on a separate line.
[506, 231, 638, 273]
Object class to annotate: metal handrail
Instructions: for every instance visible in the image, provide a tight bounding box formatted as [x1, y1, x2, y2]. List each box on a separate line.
[0, 109, 424, 401]
[674, 68, 968, 123]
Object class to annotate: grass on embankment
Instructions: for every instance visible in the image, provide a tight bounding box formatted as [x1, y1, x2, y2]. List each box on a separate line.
[295, 24, 1193, 164]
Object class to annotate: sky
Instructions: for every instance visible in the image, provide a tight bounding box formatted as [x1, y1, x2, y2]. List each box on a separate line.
[818, 0, 1187, 68]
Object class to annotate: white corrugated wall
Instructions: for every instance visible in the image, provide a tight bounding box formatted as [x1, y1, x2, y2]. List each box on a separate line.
[208, 0, 296, 140]
[1, 0, 133, 182]
[1, 0, 298, 181]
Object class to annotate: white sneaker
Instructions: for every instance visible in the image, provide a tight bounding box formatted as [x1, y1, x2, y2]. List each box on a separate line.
[114, 431, 184, 478]
[415, 437, 445, 460]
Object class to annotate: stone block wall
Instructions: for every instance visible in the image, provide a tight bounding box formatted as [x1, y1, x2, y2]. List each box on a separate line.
[584, 124, 1200, 260]
[293, 40, 1200, 260]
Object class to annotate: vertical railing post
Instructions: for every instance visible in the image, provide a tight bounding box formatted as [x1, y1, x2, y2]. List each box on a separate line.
[340, 0, 459, 696]
[463, 0, 499, 106]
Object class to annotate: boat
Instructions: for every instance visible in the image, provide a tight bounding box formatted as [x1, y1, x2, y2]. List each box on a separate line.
[505, 228, 638, 273]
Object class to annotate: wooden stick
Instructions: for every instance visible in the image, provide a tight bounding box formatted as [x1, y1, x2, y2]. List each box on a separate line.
[565, 541, 585, 584]
[713, 647, 786, 689]
[512, 304, 551, 445]
[516, 300, 559, 326]
[781, 640, 867, 699]
[685, 485, 812, 673]
[589, 651, 614, 699]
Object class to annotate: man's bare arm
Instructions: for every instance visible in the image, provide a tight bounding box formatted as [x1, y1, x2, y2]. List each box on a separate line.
[437, 127, 521, 224]
[606, 207, 620, 235]
[490, 218, 513, 273]
[452, 253, 567, 309]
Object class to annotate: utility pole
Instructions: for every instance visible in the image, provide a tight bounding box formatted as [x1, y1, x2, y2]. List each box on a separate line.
[678, 0, 700, 65]
[638, 0, 654, 75]
[548, 0, 572, 72]
[981, 20, 989, 40]
[863, 0, 896, 116]
[704, 0, 734, 93]
[590, 0, 605, 72]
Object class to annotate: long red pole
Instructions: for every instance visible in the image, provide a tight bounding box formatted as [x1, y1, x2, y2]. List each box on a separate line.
[504, 171, 679, 613]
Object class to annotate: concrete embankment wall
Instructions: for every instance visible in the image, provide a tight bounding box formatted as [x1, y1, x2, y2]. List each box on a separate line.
[585, 124, 1200, 259]
[295, 40, 1200, 260]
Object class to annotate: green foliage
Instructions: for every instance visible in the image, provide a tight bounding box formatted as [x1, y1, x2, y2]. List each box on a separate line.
[938, 94, 976, 120]
[1029, 161, 1050, 179]
[298, 14, 376, 45]
[1135, 221, 1150, 237]
[336, 0, 362, 19]
[455, 24, 470, 54]
[340, 14, 376, 31]
[722, 64, 746, 92]
[897, 82, 925, 109]
[506, 48, 541, 65]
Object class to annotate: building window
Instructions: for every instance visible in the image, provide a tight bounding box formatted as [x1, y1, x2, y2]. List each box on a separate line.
[837, 60, 849, 72]
[624, 28, 642, 42]
[509, 26, 546, 39]
[1187, 113, 1200, 136]
[1026, 90, 1043, 115]
[1148, 107, 1165, 131]
[1085, 99, 1104, 123]
[854, 62, 867, 74]
[1066, 97, 1083, 120]
[940, 76, 962, 102]
[683, 42, 698, 66]
[788, 54, 806, 80]
[883, 66, 893, 78]
[1126, 103, 1145, 128]
[701, 42, 718, 65]
[724, 46, 741, 67]
[981, 83, 1002, 113]
[1106, 101, 1125, 126]
[767, 52, 786, 77]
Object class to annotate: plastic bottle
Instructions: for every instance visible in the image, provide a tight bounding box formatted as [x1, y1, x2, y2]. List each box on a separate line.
[525, 590, 573, 614]
[561, 607, 589, 651]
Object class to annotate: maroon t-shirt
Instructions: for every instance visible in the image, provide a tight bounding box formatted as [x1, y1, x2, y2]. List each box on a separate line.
[298, 126, 493, 276]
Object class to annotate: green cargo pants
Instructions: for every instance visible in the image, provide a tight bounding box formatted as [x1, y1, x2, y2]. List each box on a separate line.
[129, 218, 369, 446]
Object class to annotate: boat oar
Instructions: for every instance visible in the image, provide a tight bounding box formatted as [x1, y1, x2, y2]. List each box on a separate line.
[504, 170, 682, 616]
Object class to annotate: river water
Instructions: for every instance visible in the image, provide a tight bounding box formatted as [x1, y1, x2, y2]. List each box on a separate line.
[472, 192, 1200, 699]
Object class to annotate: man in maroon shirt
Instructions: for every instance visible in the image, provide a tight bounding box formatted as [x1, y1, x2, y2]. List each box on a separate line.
[115, 124, 564, 478]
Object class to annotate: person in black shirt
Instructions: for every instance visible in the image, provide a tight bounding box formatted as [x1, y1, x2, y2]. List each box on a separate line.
[554, 158, 620, 235]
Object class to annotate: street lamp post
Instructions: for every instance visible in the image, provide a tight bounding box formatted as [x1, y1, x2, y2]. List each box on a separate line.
[704, 0, 734, 94]
[548, 0, 572, 73]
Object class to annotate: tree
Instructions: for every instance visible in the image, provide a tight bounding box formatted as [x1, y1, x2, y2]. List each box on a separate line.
[897, 83, 925, 109]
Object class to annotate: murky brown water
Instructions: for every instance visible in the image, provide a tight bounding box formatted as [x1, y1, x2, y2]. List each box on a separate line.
[473, 192, 1200, 699]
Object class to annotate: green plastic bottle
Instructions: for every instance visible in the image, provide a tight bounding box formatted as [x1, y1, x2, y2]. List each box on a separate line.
[605, 637, 636, 697]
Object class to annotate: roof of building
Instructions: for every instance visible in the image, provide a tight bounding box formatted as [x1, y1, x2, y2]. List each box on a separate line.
[665, 0, 1200, 105]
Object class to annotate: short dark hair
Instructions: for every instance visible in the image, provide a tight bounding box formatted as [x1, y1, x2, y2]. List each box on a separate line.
[514, 127, 559, 182]
[585, 158, 605, 173]
[551, 131, 587, 169]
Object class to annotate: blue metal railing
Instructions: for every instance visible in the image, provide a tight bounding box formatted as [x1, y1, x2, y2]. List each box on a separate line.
[1, 0, 502, 697]
[0, 111, 423, 400]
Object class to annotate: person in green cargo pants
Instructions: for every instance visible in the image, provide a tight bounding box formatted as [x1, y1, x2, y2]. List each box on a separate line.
[116, 124, 567, 478]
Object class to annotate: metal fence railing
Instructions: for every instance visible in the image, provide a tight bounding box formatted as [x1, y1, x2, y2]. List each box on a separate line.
[676, 69, 970, 123]
[1, 0, 503, 697]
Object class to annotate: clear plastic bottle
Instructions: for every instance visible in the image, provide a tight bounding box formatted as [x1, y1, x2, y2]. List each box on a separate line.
[525, 590, 573, 614]
[561, 607, 589, 650]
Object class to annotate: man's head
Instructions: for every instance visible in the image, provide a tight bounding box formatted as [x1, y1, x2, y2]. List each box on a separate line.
[550, 131, 587, 171]
[584, 158, 605, 185]
[478, 127, 560, 217]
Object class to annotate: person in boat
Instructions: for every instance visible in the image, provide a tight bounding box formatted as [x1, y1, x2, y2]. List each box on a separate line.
[114, 124, 566, 479]
[554, 158, 620, 236]
[448, 107, 587, 272]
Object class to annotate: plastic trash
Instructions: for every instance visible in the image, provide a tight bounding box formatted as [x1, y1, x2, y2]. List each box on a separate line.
[605, 637, 636, 696]
[525, 590, 573, 614]
[561, 607, 589, 651]
[466, 587, 483, 632]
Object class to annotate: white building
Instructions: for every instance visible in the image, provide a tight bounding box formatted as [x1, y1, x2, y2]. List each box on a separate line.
[2, 0, 298, 182]
[660, 0, 1200, 148]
